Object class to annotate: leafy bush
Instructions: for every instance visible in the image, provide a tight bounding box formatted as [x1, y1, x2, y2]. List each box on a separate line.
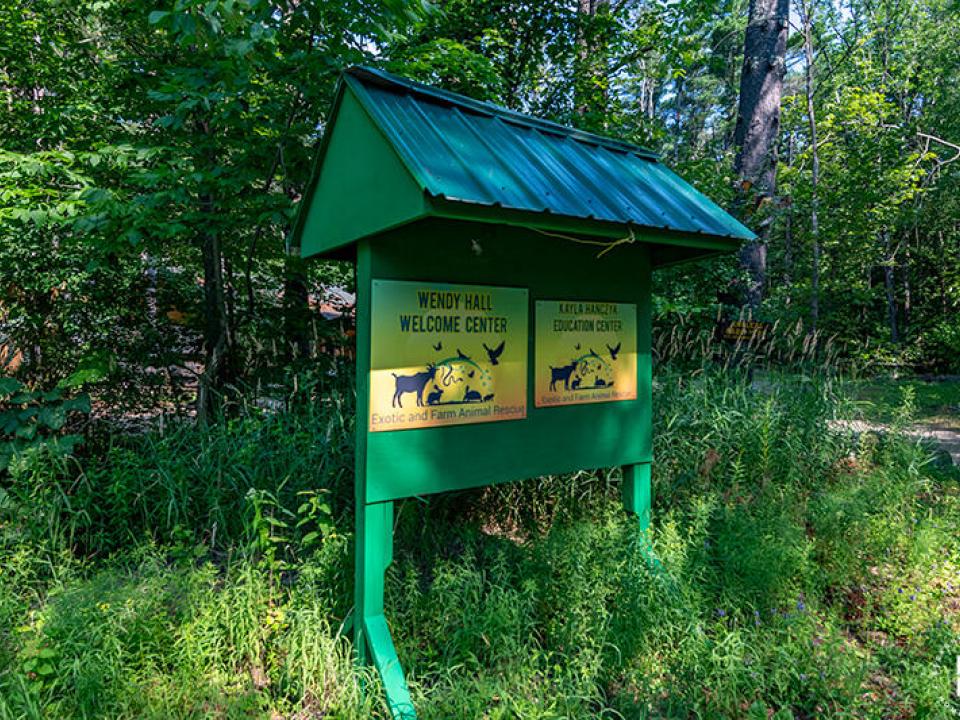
[1, 370, 958, 718]
[0, 377, 90, 473]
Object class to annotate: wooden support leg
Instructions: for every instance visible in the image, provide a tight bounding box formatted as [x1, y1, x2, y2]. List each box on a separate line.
[354, 500, 417, 719]
[622, 462, 651, 532]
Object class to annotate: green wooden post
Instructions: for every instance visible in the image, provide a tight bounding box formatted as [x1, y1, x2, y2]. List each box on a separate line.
[354, 240, 418, 719]
[622, 462, 651, 532]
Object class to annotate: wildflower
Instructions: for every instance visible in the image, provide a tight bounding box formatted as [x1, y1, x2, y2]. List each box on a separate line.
[716, 608, 726, 618]
[910, 594, 916, 601]
[800, 673, 808, 681]
[797, 599, 806, 612]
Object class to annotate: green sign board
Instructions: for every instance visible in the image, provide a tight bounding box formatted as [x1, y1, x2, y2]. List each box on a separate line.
[290, 67, 751, 720]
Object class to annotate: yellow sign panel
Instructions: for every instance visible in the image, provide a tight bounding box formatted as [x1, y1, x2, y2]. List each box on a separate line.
[369, 280, 528, 432]
[535, 300, 637, 407]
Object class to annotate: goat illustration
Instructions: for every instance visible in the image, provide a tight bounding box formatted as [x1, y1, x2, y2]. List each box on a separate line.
[392, 364, 438, 408]
[426, 386, 443, 405]
[463, 386, 482, 403]
[549, 361, 578, 391]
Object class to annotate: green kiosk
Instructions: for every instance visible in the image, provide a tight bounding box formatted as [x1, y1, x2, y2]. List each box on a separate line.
[291, 67, 754, 718]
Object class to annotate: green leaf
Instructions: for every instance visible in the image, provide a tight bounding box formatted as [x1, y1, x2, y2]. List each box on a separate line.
[148, 10, 169, 24]
[0, 377, 21, 398]
[62, 395, 92, 414]
[38, 406, 67, 431]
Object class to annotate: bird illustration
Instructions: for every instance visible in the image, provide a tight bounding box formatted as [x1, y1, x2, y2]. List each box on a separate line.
[589, 348, 600, 358]
[607, 341, 621, 360]
[468, 370, 475, 378]
[457, 348, 470, 360]
[483, 340, 506, 365]
[433, 341, 443, 352]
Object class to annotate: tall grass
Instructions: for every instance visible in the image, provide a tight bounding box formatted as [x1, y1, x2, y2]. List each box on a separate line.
[1, 368, 958, 718]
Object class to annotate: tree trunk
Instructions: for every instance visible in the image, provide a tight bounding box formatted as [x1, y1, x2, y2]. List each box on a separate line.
[197, 193, 233, 420]
[732, 0, 789, 310]
[902, 234, 912, 339]
[882, 229, 899, 344]
[782, 131, 794, 297]
[282, 244, 311, 361]
[801, 0, 821, 330]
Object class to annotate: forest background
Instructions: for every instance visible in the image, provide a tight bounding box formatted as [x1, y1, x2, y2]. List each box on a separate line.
[3, 1, 960, 718]
[3, 0, 959, 411]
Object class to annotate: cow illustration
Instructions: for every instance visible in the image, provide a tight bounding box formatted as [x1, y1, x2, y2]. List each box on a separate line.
[392, 364, 438, 408]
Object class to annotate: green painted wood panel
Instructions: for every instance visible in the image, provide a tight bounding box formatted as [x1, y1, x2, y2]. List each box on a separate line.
[299, 90, 426, 258]
[357, 219, 653, 503]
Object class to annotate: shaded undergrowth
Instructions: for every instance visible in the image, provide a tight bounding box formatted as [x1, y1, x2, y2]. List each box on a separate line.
[1, 369, 958, 718]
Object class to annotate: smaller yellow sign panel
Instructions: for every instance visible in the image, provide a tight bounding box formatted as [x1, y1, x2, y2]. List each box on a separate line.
[369, 280, 528, 432]
[535, 300, 637, 407]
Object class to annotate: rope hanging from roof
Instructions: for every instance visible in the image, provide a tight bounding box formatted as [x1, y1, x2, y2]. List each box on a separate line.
[532, 227, 637, 258]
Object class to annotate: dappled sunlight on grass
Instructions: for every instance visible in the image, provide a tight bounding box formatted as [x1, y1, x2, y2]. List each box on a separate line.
[1, 370, 959, 718]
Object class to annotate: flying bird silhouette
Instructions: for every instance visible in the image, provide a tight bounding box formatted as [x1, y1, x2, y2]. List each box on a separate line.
[589, 348, 600, 358]
[483, 340, 506, 365]
[607, 341, 621, 360]
[457, 348, 470, 361]
[432, 341, 443, 352]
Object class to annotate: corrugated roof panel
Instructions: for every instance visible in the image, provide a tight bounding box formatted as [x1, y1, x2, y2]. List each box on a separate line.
[343, 67, 755, 242]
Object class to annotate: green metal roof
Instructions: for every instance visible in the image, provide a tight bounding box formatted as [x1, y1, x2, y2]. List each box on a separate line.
[293, 66, 754, 259]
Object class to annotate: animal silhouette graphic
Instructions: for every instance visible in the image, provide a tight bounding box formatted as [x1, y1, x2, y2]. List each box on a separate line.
[426, 386, 443, 405]
[440, 365, 464, 386]
[463, 386, 482, 403]
[467, 370, 475, 378]
[482, 393, 494, 402]
[432, 341, 443, 351]
[392, 364, 438, 408]
[571, 377, 581, 390]
[549, 361, 578, 391]
[589, 348, 601, 359]
[457, 348, 470, 360]
[575, 343, 581, 350]
[595, 378, 607, 387]
[607, 342, 621, 360]
[483, 340, 505, 365]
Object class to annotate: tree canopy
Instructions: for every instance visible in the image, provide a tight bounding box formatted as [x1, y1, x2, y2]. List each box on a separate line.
[3, 0, 959, 412]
